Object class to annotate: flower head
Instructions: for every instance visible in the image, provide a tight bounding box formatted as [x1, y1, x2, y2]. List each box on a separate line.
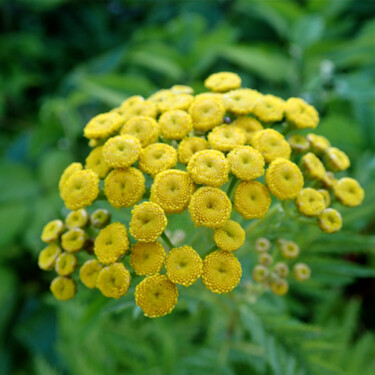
[318, 208, 342, 233]
[65, 209, 89, 229]
[96, 263, 131, 299]
[252, 265, 269, 282]
[55, 252, 78, 276]
[41, 219, 65, 243]
[79, 259, 103, 289]
[208, 125, 246, 152]
[50, 277, 76, 301]
[61, 228, 87, 253]
[85, 146, 111, 179]
[119, 97, 157, 122]
[90, 209, 111, 228]
[139, 143, 177, 177]
[334, 178, 364, 207]
[295, 188, 326, 217]
[233, 116, 263, 144]
[84, 112, 123, 139]
[293, 263, 311, 281]
[288, 134, 310, 153]
[255, 237, 271, 253]
[130, 241, 166, 276]
[38, 243, 62, 270]
[270, 278, 289, 296]
[213, 220, 245, 252]
[121, 116, 160, 147]
[280, 241, 300, 259]
[285, 98, 319, 129]
[253, 94, 285, 123]
[306, 133, 330, 155]
[158, 93, 194, 112]
[159, 109, 193, 140]
[301, 152, 326, 180]
[223, 89, 262, 114]
[324, 147, 350, 172]
[59, 162, 83, 199]
[204, 72, 241, 92]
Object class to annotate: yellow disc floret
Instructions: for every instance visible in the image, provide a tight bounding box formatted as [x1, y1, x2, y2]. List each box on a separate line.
[41, 219, 65, 243]
[318, 208, 342, 233]
[158, 93, 194, 112]
[55, 252, 78, 276]
[61, 228, 87, 253]
[233, 116, 263, 144]
[265, 158, 304, 200]
[119, 97, 157, 122]
[288, 134, 310, 153]
[301, 152, 326, 180]
[65, 209, 89, 229]
[234, 181, 271, 219]
[96, 263, 131, 299]
[129, 202, 168, 242]
[213, 220, 245, 252]
[189, 187, 232, 228]
[50, 277, 76, 301]
[295, 188, 326, 217]
[178, 136, 209, 165]
[159, 109, 193, 140]
[121, 116, 160, 147]
[202, 251, 242, 294]
[223, 89, 261, 115]
[135, 274, 178, 318]
[85, 146, 111, 179]
[84, 112, 123, 139]
[208, 125, 246, 152]
[253, 95, 285, 123]
[130, 241, 166, 276]
[334, 177, 364, 207]
[324, 147, 350, 172]
[139, 143, 177, 177]
[306, 133, 330, 155]
[38, 243, 62, 270]
[293, 263, 311, 281]
[280, 241, 300, 259]
[59, 162, 83, 200]
[270, 278, 289, 296]
[204, 72, 241, 92]
[285, 97, 319, 129]
[165, 245, 203, 287]
[94, 222, 129, 265]
[79, 259, 103, 289]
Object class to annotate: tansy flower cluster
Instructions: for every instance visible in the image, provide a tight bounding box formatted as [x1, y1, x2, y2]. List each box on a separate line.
[38, 71, 364, 317]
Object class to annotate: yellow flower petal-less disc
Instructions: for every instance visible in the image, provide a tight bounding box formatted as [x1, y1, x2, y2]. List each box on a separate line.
[50, 277, 77, 301]
[159, 109, 193, 140]
[65, 209, 89, 229]
[59, 162, 83, 200]
[334, 178, 364, 207]
[253, 94, 285, 123]
[84, 112, 123, 139]
[41, 219, 65, 243]
[295, 188, 326, 217]
[61, 228, 87, 253]
[85, 146, 111, 179]
[233, 116, 263, 144]
[208, 125, 246, 152]
[130, 241, 166, 276]
[318, 208, 342, 233]
[223, 89, 262, 114]
[204, 72, 241, 92]
[213, 220, 245, 251]
[38, 243, 62, 270]
[306, 133, 330, 155]
[96, 263, 131, 299]
[55, 252, 78, 276]
[79, 259, 103, 289]
[121, 116, 160, 147]
[285, 98, 319, 129]
[177, 136, 209, 165]
[324, 147, 350, 172]
[139, 143, 177, 177]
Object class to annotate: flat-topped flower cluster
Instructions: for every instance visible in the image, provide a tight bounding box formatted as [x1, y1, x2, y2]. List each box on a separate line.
[39, 72, 364, 318]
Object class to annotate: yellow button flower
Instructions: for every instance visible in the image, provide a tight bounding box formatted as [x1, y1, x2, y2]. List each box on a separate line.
[280, 241, 299, 259]
[204, 72, 241, 92]
[318, 208, 342, 233]
[258, 252, 272, 266]
[223, 89, 262, 114]
[213, 220, 245, 252]
[38, 243, 62, 270]
[96, 263, 131, 299]
[318, 189, 331, 208]
[59, 162, 83, 200]
[62, 169, 99, 210]
[135, 274, 178, 318]
[251, 129, 291, 163]
[187, 150, 229, 187]
[227, 146, 265, 181]
[84, 112, 123, 139]
[130, 241, 166, 276]
[121, 116, 160, 147]
[234, 181, 271, 219]
[252, 265, 269, 283]
[324, 147, 350, 172]
[165, 245, 203, 287]
[148, 89, 175, 108]
[171, 85, 194, 94]
[55, 252, 78, 276]
[293, 263, 311, 281]
[287, 134, 310, 153]
[139, 143, 177, 177]
[320, 171, 338, 189]
[189, 187, 232, 228]
[177, 136, 208, 165]
[189, 96, 226, 132]
[85, 146, 111, 179]
[255, 237, 271, 253]
[334, 178, 364, 207]
[61, 228, 87, 253]
[79, 259, 103, 289]
[202, 251, 242, 294]
[265, 158, 304, 200]
[104, 167, 145, 208]
[150, 169, 195, 214]
[270, 278, 289, 296]
[50, 277, 76, 301]
[208, 125, 246, 152]
[129, 202, 168, 242]
[158, 93, 194, 112]
[41, 219, 65, 243]
[119, 96, 157, 122]
[253, 94, 285, 123]
[301, 152, 326, 180]
[159, 109, 193, 140]
[90, 208, 111, 228]
[233, 116, 263, 144]
[65, 209, 89, 229]
[102, 134, 141, 168]
[285, 97, 319, 129]
[94, 222, 129, 265]
[306, 133, 330, 155]
[274, 262, 289, 278]
[295, 188, 326, 217]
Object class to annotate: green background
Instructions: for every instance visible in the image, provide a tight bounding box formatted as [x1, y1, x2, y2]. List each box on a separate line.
[1, 0, 375, 374]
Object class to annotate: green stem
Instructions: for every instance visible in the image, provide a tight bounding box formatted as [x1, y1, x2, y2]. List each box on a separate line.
[226, 175, 238, 198]
[161, 232, 175, 250]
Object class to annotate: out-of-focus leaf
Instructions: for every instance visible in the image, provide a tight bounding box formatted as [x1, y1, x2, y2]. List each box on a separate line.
[291, 15, 325, 49]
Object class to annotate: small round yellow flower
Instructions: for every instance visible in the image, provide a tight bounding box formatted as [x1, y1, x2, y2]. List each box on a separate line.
[318, 208, 342, 233]
[251, 129, 291, 163]
[285, 97, 319, 129]
[324, 147, 350, 172]
[306, 133, 330, 155]
[61, 228, 87, 253]
[121, 116, 160, 147]
[288, 134, 310, 153]
[62, 169, 99, 210]
[177, 136, 209, 165]
[129, 202, 168, 242]
[148, 89, 175, 108]
[158, 93, 194, 112]
[227, 146, 265, 181]
[102, 134, 141, 168]
[253, 95, 285, 123]
[79, 259, 103, 289]
[274, 262, 289, 278]
[233, 116, 263, 144]
[213, 220, 245, 252]
[334, 178, 364, 207]
[135, 274, 178, 318]
[270, 278, 289, 296]
[150, 169, 195, 214]
[171, 85, 194, 94]
[65, 209, 89, 229]
[208, 125, 246, 152]
[130, 241, 166, 276]
[38, 243, 62, 270]
[295, 188, 326, 217]
[223, 89, 262, 114]
[41, 219, 65, 243]
[119, 97, 157, 122]
[265, 158, 304, 200]
[188, 187, 232, 228]
[320, 171, 338, 189]
[187, 150, 229, 187]
[204, 72, 241, 92]
[252, 265, 269, 282]
[94, 222, 129, 265]
[255, 237, 271, 253]
[258, 253, 272, 266]
[104, 168, 145, 208]
[96, 263, 131, 299]
[85, 146, 111, 179]
[202, 251, 242, 294]
[84, 112, 123, 139]
[165, 246, 203, 287]
[59, 162, 83, 199]
[90, 209, 111, 228]
[189, 96, 226, 132]
[318, 189, 331, 208]
[159, 110, 193, 140]
[139, 143, 177, 177]
[55, 252, 78, 276]
[293, 263, 311, 281]
[301, 152, 326, 180]
[234, 181, 271, 219]
[280, 241, 299, 259]
[50, 277, 76, 301]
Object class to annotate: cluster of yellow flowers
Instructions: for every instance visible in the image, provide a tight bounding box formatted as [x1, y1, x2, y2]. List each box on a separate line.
[39, 71, 364, 317]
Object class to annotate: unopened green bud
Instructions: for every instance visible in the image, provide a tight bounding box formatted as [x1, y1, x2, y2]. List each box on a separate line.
[91, 209, 111, 228]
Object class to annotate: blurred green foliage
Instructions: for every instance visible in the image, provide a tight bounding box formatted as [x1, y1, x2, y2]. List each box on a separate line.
[1, 0, 375, 374]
